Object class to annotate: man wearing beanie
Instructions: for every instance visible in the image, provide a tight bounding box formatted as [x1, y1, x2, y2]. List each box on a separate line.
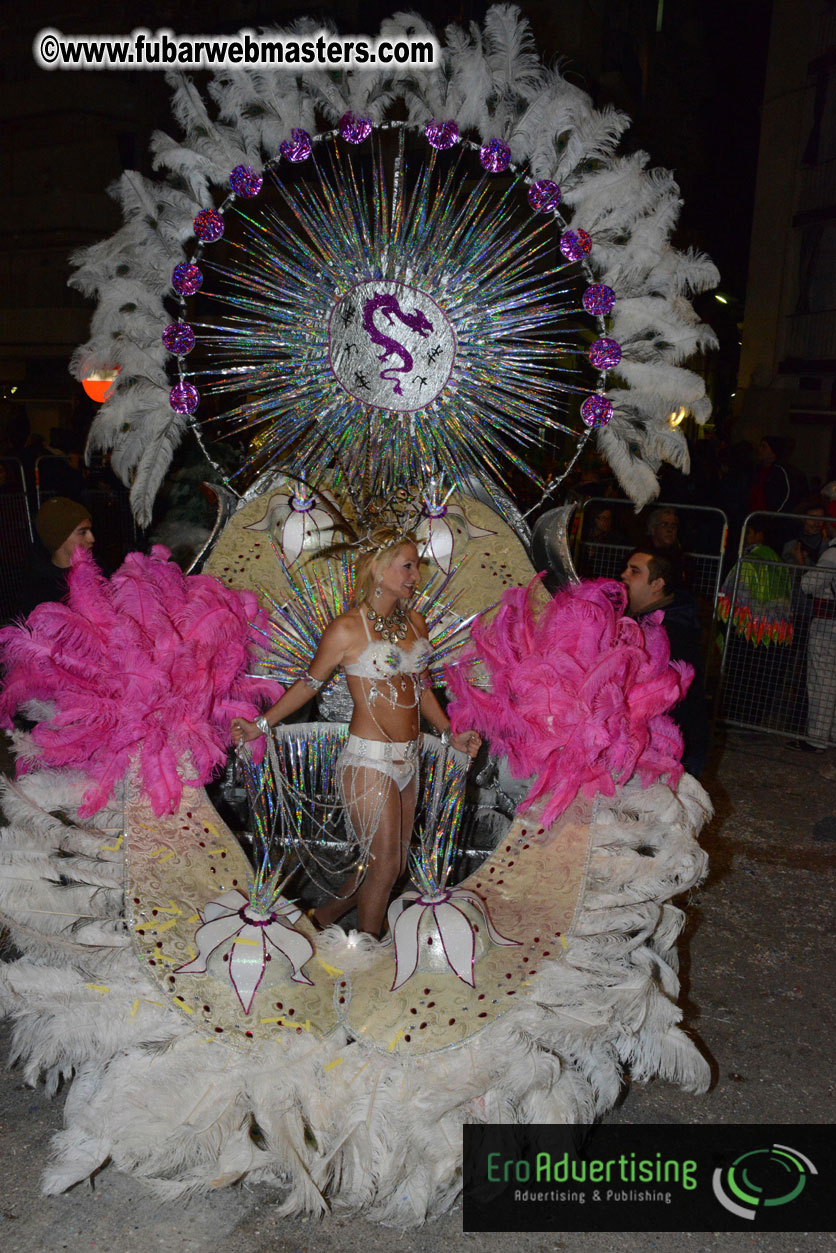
[16, 497, 95, 618]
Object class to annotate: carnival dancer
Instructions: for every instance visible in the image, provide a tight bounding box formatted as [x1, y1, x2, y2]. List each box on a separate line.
[231, 528, 481, 937]
[799, 528, 836, 750]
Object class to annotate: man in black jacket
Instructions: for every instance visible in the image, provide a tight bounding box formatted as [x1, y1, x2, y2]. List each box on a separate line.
[16, 497, 95, 618]
[621, 547, 710, 778]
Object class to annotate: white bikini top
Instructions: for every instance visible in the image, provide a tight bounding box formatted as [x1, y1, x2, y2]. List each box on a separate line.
[343, 612, 432, 680]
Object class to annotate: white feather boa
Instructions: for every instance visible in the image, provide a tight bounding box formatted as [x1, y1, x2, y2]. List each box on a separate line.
[0, 756, 710, 1223]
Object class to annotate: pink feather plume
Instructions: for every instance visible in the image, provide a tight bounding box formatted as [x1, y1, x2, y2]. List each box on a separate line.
[445, 577, 692, 826]
[0, 546, 282, 817]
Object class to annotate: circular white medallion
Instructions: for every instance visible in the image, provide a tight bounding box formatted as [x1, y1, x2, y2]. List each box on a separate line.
[328, 280, 456, 412]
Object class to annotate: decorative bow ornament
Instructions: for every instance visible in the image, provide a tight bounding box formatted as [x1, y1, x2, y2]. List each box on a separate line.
[244, 479, 337, 566]
[414, 478, 495, 575]
[176, 888, 314, 1013]
[384, 886, 519, 990]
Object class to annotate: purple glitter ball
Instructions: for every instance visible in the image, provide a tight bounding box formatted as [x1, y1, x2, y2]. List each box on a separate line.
[169, 381, 200, 415]
[162, 322, 196, 356]
[339, 112, 372, 144]
[588, 337, 622, 370]
[581, 394, 613, 428]
[559, 228, 592, 262]
[425, 119, 459, 150]
[171, 263, 203, 296]
[279, 128, 312, 163]
[582, 283, 616, 316]
[229, 165, 263, 198]
[528, 179, 562, 212]
[479, 138, 512, 173]
[193, 209, 224, 243]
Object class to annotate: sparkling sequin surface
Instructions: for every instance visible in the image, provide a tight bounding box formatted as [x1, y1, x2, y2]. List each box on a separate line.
[162, 322, 196, 356]
[169, 381, 200, 414]
[588, 337, 622, 369]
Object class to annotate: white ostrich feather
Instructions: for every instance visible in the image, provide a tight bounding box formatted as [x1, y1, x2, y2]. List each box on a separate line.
[0, 729, 711, 1222]
[483, 3, 544, 105]
[66, 2, 718, 527]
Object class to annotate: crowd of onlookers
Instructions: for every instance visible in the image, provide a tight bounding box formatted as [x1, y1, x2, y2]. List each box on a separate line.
[565, 432, 836, 755]
[3, 423, 835, 759]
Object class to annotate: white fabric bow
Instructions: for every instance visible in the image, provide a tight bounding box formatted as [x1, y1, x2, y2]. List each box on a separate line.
[176, 888, 314, 1014]
[384, 886, 518, 990]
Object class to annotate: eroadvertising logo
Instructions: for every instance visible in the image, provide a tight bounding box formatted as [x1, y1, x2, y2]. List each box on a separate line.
[712, 1143, 817, 1220]
[462, 1125, 833, 1232]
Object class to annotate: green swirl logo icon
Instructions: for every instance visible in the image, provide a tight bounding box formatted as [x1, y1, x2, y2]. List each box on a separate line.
[713, 1144, 817, 1220]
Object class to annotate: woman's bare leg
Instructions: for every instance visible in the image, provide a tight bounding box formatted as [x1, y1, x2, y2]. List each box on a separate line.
[314, 766, 416, 937]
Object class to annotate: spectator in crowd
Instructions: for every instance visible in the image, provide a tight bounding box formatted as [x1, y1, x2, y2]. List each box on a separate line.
[782, 497, 832, 567]
[717, 440, 755, 559]
[749, 436, 806, 515]
[645, 506, 680, 551]
[572, 460, 606, 498]
[798, 526, 836, 752]
[716, 520, 793, 730]
[585, 503, 629, 547]
[37, 429, 86, 500]
[718, 520, 793, 646]
[782, 499, 833, 735]
[621, 547, 709, 777]
[821, 479, 836, 520]
[16, 497, 95, 618]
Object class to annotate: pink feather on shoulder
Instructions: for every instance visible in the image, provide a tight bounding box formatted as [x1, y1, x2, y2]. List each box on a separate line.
[0, 547, 281, 817]
[445, 576, 692, 826]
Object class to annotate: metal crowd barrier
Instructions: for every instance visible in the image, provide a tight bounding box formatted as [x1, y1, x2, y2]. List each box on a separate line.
[0, 459, 34, 624]
[717, 510, 836, 747]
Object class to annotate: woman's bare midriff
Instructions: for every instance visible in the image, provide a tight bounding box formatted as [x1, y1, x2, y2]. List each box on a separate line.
[344, 673, 421, 741]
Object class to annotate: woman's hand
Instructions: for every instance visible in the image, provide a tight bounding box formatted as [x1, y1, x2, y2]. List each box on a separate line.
[451, 729, 481, 759]
[230, 717, 262, 746]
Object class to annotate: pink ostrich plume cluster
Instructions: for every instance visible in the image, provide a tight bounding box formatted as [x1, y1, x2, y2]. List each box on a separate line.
[0, 547, 282, 818]
[445, 577, 692, 826]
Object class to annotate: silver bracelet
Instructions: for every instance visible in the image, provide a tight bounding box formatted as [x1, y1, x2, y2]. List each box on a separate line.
[255, 716, 271, 736]
[303, 673, 324, 692]
[440, 728, 452, 747]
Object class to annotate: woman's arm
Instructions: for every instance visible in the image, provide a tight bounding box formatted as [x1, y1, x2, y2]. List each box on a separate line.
[419, 686, 482, 759]
[231, 617, 351, 744]
[408, 610, 481, 758]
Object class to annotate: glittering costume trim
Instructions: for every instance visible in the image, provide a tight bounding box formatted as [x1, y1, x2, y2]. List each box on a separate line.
[337, 734, 420, 792]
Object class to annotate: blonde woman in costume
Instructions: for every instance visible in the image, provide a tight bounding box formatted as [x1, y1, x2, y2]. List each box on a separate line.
[231, 529, 481, 937]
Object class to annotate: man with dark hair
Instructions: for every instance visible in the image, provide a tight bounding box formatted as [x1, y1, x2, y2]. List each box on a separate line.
[621, 547, 709, 777]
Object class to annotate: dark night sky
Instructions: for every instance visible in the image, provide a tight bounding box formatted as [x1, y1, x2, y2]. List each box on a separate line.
[5, 0, 772, 313]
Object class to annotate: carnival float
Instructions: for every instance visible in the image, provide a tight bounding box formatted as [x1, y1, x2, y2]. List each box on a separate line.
[0, 6, 715, 1224]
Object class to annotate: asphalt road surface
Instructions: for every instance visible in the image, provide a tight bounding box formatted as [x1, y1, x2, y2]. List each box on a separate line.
[1, 730, 834, 1252]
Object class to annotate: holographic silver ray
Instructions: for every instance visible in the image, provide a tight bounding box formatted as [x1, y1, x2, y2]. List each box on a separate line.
[194, 127, 588, 507]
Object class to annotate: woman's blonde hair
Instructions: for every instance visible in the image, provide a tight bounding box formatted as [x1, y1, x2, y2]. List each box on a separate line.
[353, 527, 417, 603]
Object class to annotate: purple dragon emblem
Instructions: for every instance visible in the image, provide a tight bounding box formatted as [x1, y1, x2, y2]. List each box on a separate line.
[362, 292, 434, 396]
